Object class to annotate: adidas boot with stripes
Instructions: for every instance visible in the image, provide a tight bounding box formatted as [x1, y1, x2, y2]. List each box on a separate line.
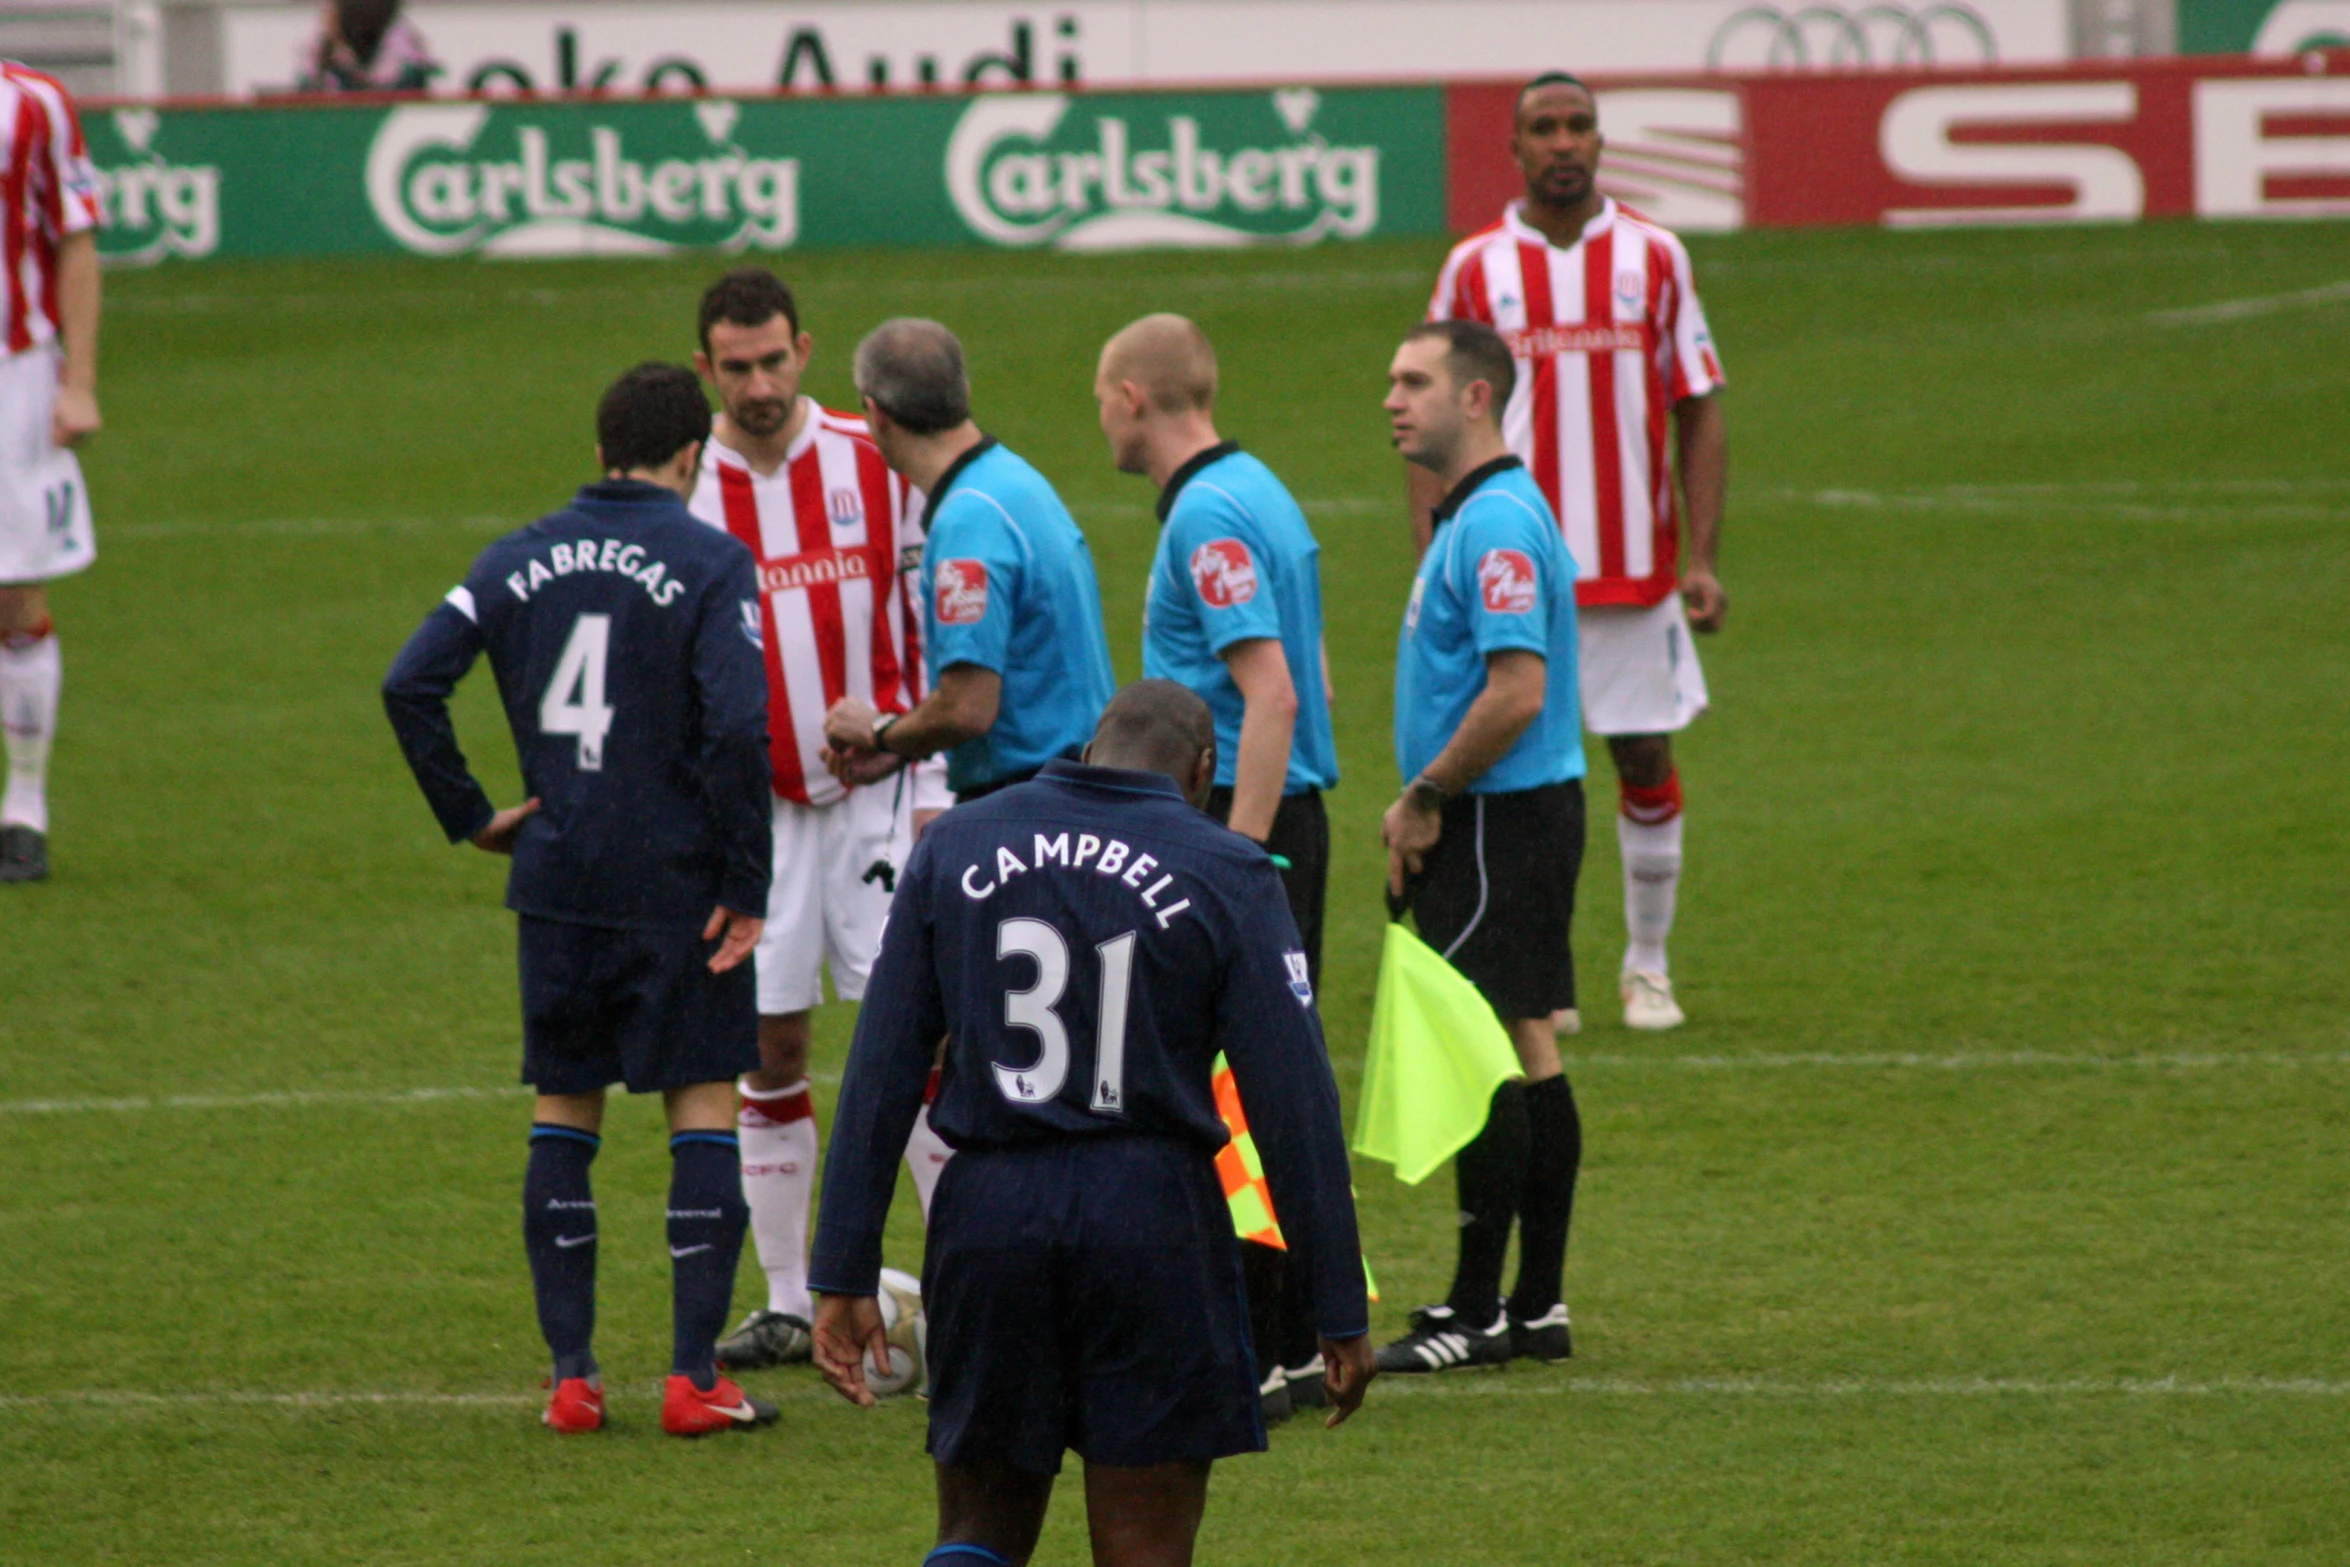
[1373, 1303, 1513, 1374]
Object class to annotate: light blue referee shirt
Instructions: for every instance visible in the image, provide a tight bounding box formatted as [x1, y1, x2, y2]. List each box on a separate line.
[1394, 456, 1585, 794]
[1142, 442, 1339, 795]
[921, 438, 1116, 794]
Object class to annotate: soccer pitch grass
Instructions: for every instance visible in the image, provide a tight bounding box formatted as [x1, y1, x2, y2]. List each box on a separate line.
[3, 218, 2346, 1565]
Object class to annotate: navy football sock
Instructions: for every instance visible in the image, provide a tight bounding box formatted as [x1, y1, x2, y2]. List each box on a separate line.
[924, 1546, 1013, 1567]
[1445, 1080, 1528, 1324]
[523, 1124, 601, 1382]
[668, 1131, 749, 1388]
[1508, 1074, 1583, 1320]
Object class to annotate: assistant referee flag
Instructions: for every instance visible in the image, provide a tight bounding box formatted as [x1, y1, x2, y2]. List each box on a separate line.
[1352, 922, 1524, 1185]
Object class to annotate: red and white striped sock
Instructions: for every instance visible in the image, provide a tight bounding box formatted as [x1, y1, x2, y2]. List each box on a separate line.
[1618, 772, 1684, 977]
[0, 617, 59, 835]
[736, 1078, 817, 1321]
[904, 1066, 954, 1223]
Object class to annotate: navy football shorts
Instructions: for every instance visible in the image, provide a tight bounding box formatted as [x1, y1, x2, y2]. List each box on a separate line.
[922, 1135, 1264, 1476]
[517, 915, 758, 1095]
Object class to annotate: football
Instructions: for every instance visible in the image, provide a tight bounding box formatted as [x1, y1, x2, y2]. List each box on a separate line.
[865, 1267, 927, 1399]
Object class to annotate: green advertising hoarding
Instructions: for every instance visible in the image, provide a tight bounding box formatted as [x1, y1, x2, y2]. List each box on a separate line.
[82, 86, 1446, 264]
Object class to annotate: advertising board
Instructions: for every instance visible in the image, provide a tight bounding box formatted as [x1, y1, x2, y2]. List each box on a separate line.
[80, 85, 1445, 263]
[1445, 55, 2350, 233]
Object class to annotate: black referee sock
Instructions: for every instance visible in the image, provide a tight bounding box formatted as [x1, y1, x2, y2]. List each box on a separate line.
[1446, 1080, 1529, 1325]
[523, 1124, 600, 1383]
[667, 1131, 749, 1388]
[1509, 1074, 1583, 1321]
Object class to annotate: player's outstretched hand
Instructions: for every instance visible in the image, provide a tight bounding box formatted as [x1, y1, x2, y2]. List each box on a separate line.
[1682, 569, 1729, 632]
[469, 798, 541, 855]
[812, 1292, 889, 1409]
[1320, 1334, 1376, 1429]
[702, 906, 764, 974]
[50, 386, 101, 448]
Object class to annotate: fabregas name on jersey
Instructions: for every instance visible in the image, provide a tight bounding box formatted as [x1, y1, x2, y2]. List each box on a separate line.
[499, 535, 693, 608]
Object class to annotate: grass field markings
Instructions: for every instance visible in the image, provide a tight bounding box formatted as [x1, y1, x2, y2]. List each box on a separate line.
[0, 1073, 846, 1116]
[1075, 497, 1389, 520]
[11, 1375, 2347, 1414]
[2149, 280, 2350, 326]
[108, 514, 519, 542]
[1784, 483, 2350, 522]
[1565, 1050, 2350, 1070]
[1373, 1374, 2350, 1399]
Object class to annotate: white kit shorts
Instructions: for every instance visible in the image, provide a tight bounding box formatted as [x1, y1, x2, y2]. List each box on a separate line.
[1578, 593, 1709, 738]
[754, 767, 941, 1015]
[0, 346, 96, 584]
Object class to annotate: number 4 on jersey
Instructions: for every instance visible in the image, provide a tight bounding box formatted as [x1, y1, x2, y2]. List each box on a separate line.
[540, 613, 616, 771]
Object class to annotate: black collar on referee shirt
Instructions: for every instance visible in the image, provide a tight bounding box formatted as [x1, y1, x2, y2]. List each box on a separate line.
[927, 434, 999, 508]
[1429, 454, 1525, 528]
[1154, 439, 1240, 522]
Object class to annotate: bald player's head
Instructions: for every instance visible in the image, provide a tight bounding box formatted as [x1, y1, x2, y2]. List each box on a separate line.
[1094, 315, 1220, 478]
[1084, 680, 1217, 807]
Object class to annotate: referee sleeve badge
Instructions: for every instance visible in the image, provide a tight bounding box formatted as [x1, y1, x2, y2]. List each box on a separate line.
[1478, 549, 1537, 614]
[935, 559, 989, 624]
[1189, 539, 1259, 608]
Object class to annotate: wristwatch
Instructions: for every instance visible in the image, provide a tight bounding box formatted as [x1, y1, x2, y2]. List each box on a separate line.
[871, 713, 901, 754]
[1407, 775, 1450, 812]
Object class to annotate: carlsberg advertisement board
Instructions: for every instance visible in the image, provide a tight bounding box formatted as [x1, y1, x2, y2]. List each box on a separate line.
[79, 86, 1444, 264]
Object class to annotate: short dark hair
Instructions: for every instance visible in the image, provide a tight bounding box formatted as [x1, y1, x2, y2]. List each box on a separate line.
[1406, 320, 1517, 413]
[854, 318, 973, 436]
[697, 267, 800, 353]
[1517, 71, 1593, 114]
[597, 362, 712, 474]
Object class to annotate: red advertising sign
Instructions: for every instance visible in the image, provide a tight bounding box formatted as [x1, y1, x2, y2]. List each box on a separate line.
[1446, 53, 2350, 234]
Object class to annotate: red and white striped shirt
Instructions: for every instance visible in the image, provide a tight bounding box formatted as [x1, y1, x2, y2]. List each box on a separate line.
[1429, 199, 1724, 609]
[1, 62, 102, 358]
[689, 401, 929, 807]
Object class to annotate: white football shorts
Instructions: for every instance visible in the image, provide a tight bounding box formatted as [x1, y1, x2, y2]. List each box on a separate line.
[0, 346, 96, 584]
[1578, 594, 1709, 737]
[754, 761, 945, 1014]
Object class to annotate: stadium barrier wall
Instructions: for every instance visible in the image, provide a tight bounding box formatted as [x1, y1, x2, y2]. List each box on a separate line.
[86, 54, 2347, 264]
[85, 84, 1447, 263]
[1447, 52, 2350, 232]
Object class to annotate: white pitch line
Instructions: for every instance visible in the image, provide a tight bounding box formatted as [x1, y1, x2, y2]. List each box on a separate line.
[1563, 1051, 2350, 1071]
[1374, 1374, 2350, 1400]
[108, 514, 515, 542]
[6, 1375, 2344, 1413]
[0, 1072, 846, 1117]
[2149, 280, 2350, 326]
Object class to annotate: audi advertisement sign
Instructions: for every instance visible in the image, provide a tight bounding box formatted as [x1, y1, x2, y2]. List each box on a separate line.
[1445, 54, 2350, 233]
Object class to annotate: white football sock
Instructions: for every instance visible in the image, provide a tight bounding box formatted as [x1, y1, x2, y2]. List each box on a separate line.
[0, 626, 59, 834]
[1619, 811, 1683, 977]
[736, 1078, 818, 1321]
[905, 1103, 954, 1224]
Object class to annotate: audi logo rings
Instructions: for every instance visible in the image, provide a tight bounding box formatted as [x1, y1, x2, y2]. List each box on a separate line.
[1706, 3, 2000, 69]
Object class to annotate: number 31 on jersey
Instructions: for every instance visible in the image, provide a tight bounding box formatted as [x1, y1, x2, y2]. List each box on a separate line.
[995, 917, 1136, 1115]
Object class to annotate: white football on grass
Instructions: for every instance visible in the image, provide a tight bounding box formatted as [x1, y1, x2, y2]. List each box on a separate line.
[865, 1267, 927, 1399]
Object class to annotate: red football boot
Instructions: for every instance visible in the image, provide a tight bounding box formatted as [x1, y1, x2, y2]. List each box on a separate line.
[542, 1376, 605, 1433]
[660, 1371, 779, 1436]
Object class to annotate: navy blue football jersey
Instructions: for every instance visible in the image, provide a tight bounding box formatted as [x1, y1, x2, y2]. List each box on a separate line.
[810, 759, 1368, 1339]
[383, 479, 773, 931]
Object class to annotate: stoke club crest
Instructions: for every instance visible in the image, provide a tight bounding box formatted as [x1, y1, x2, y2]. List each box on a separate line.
[1189, 538, 1259, 608]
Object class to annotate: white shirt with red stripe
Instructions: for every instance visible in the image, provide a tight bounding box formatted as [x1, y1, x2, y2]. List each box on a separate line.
[0, 62, 101, 359]
[1429, 199, 1724, 609]
[689, 401, 930, 808]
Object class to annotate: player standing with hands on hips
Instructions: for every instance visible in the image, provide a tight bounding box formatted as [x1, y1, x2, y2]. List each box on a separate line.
[1093, 313, 1341, 1419]
[810, 683, 1372, 1567]
[1423, 72, 1729, 1031]
[1378, 322, 1589, 1375]
[384, 365, 780, 1438]
[682, 269, 957, 1375]
[0, 60, 104, 884]
[822, 318, 1115, 802]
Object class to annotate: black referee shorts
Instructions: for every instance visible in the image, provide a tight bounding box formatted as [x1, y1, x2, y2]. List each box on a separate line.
[1205, 786, 1328, 990]
[1406, 779, 1585, 1022]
